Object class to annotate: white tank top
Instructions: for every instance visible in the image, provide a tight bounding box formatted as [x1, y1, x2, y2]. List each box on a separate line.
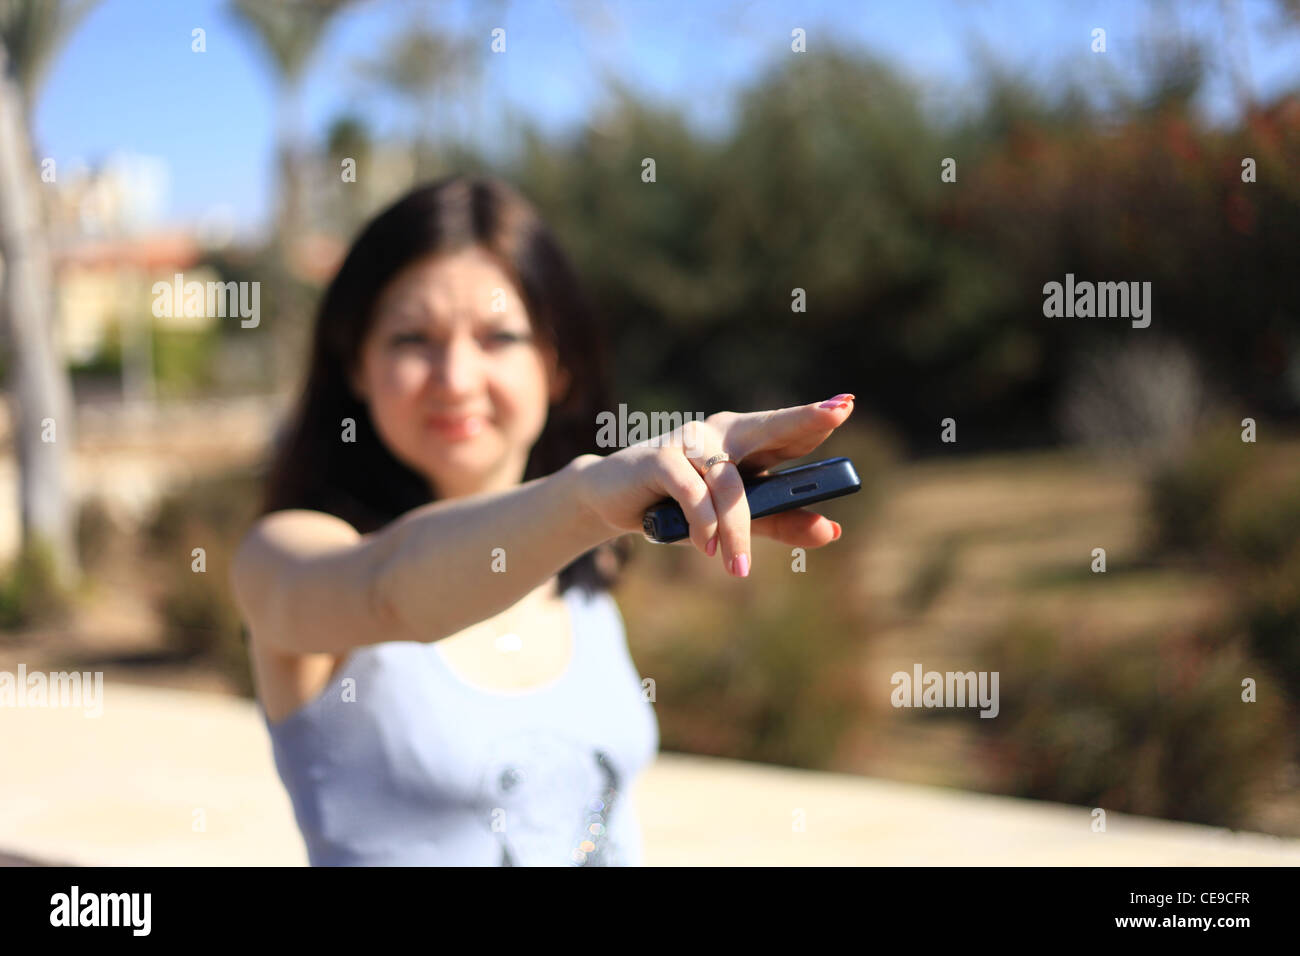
[262, 584, 660, 865]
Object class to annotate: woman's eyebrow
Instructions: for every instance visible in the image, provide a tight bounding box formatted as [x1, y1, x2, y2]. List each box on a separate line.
[381, 306, 523, 329]
[376, 300, 432, 323]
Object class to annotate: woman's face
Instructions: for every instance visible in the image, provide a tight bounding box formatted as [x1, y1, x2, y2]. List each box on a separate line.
[349, 246, 570, 499]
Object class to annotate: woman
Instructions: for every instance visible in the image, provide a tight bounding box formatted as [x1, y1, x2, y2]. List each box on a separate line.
[230, 174, 855, 866]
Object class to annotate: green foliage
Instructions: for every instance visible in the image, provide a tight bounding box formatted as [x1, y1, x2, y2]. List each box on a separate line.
[1240, 551, 1300, 711]
[1145, 424, 1255, 557]
[326, 113, 370, 162]
[157, 552, 250, 695]
[1223, 477, 1300, 717]
[67, 318, 123, 377]
[973, 621, 1290, 828]
[1220, 474, 1300, 567]
[153, 326, 220, 396]
[0, 534, 73, 631]
[495, 42, 1300, 450]
[643, 560, 866, 769]
[1144, 428, 1300, 763]
[143, 467, 262, 695]
[67, 319, 221, 396]
[229, 0, 353, 81]
[946, 428, 1300, 827]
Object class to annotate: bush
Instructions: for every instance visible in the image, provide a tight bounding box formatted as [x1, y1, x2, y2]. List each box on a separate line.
[644, 569, 866, 769]
[1238, 550, 1300, 712]
[971, 620, 1291, 828]
[0, 535, 75, 632]
[152, 327, 221, 398]
[1219, 472, 1300, 568]
[157, 539, 253, 696]
[1144, 423, 1253, 558]
[68, 319, 124, 377]
[143, 467, 262, 695]
[146, 466, 261, 553]
[1146, 431, 1300, 756]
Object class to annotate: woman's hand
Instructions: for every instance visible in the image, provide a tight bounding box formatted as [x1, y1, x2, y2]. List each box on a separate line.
[571, 393, 856, 576]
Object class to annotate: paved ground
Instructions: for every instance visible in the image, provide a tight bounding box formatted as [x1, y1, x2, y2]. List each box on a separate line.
[2, 680, 1298, 866]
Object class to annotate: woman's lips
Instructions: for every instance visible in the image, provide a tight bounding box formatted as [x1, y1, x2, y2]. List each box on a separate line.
[426, 414, 487, 440]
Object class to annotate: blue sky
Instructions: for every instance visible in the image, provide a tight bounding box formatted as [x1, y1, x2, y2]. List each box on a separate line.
[30, 0, 1300, 236]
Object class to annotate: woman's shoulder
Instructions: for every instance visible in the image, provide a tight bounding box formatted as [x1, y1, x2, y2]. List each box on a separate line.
[236, 508, 364, 553]
[231, 509, 359, 621]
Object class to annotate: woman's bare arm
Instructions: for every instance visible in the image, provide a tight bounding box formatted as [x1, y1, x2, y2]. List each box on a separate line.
[367, 455, 614, 645]
[231, 455, 613, 657]
[232, 396, 856, 657]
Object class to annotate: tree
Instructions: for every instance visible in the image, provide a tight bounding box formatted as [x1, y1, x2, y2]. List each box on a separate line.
[353, 14, 484, 178]
[228, 0, 354, 382]
[0, 0, 99, 597]
[229, 0, 354, 247]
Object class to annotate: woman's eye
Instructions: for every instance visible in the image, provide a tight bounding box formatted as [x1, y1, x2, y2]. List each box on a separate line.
[389, 333, 427, 348]
[486, 331, 530, 345]
[387, 331, 530, 349]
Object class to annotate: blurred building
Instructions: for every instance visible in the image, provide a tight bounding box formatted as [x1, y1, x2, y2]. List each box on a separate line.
[46, 153, 169, 242]
[35, 147, 409, 387]
[52, 234, 212, 366]
[44, 153, 220, 370]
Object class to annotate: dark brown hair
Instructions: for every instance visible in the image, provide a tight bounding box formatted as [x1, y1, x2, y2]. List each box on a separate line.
[258, 174, 630, 596]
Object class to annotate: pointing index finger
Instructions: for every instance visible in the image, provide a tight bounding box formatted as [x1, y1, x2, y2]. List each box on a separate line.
[722, 394, 856, 468]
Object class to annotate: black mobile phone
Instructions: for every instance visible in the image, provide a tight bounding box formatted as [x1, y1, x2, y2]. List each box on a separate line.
[641, 456, 861, 543]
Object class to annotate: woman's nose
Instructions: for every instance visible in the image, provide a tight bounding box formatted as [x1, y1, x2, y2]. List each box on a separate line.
[430, 333, 485, 394]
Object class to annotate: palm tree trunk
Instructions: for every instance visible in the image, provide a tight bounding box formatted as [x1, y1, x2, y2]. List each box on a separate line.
[0, 41, 80, 593]
[273, 86, 305, 385]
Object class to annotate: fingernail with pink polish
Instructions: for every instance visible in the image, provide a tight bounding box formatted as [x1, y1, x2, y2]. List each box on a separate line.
[819, 393, 855, 408]
[731, 553, 750, 577]
[706, 534, 717, 557]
